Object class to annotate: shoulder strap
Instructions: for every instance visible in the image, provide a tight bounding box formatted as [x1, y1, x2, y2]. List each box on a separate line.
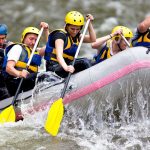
[50, 29, 68, 48]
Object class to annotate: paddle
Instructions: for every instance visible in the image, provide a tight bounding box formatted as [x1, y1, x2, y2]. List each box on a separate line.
[0, 27, 44, 124]
[44, 19, 91, 136]
[120, 34, 130, 47]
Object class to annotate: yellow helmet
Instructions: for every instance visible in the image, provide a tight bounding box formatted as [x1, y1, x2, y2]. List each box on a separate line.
[65, 11, 84, 26]
[111, 26, 133, 40]
[21, 27, 39, 43]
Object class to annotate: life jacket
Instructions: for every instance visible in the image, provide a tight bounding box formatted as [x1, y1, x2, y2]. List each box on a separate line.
[132, 29, 150, 48]
[94, 41, 112, 64]
[44, 29, 80, 63]
[2, 43, 42, 77]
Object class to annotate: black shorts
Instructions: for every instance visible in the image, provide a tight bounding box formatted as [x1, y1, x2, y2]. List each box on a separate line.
[4, 73, 37, 97]
[46, 58, 92, 78]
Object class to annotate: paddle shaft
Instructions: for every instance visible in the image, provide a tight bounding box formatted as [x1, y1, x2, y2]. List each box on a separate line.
[12, 27, 44, 105]
[61, 19, 90, 98]
[120, 34, 130, 47]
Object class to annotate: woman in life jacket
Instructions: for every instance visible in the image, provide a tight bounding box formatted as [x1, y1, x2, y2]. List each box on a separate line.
[92, 26, 133, 64]
[2, 22, 49, 97]
[43, 11, 96, 78]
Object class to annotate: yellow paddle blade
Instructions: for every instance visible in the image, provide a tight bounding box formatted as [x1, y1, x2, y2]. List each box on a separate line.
[44, 98, 64, 136]
[0, 105, 16, 124]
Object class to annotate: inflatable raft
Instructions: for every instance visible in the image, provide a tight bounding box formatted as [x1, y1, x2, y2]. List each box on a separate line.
[0, 46, 150, 121]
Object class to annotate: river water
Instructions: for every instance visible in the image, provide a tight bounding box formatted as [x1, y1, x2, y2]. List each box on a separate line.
[0, 0, 150, 149]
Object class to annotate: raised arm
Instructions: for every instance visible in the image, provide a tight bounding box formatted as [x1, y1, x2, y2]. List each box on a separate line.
[138, 16, 150, 33]
[38, 22, 50, 56]
[83, 14, 96, 43]
[91, 29, 123, 49]
[40, 21, 50, 42]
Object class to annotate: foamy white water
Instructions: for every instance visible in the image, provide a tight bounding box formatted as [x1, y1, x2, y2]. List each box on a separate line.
[0, 108, 149, 150]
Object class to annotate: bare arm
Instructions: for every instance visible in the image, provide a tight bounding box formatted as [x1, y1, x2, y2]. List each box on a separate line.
[92, 28, 123, 49]
[36, 22, 50, 56]
[6, 60, 19, 77]
[55, 39, 67, 70]
[55, 39, 74, 73]
[40, 22, 50, 42]
[38, 46, 46, 56]
[138, 16, 150, 33]
[83, 14, 96, 43]
[44, 29, 50, 42]
[6, 61, 29, 78]
[91, 35, 111, 49]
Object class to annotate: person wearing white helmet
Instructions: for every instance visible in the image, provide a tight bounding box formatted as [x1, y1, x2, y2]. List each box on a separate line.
[2, 22, 49, 96]
[44, 11, 96, 78]
[132, 16, 150, 48]
[92, 26, 133, 64]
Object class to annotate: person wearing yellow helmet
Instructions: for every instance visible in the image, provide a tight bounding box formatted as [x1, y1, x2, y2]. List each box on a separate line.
[21, 27, 40, 43]
[92, 25, 133, 64]
[44, 11, 96, 78]
[2, 22, 49, 97]
[132, 16, 150, 48]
